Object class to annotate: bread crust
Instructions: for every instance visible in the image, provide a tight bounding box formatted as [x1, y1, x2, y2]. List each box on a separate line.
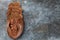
[7, 2, 24, 39]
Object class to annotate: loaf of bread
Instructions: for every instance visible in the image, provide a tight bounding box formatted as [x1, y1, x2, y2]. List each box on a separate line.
[7, 2, 24, 39]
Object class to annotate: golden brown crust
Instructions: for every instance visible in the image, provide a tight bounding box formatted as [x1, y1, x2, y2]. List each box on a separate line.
[7, 2, 24, 39]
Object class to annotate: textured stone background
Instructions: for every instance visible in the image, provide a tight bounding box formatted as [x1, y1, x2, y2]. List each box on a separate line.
[0, 0, 60, 40]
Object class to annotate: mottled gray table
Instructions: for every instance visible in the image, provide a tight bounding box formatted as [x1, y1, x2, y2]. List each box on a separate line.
[0, 0, 60, 40]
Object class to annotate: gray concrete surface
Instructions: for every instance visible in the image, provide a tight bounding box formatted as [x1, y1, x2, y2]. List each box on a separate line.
[0, 0, 60, 40]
